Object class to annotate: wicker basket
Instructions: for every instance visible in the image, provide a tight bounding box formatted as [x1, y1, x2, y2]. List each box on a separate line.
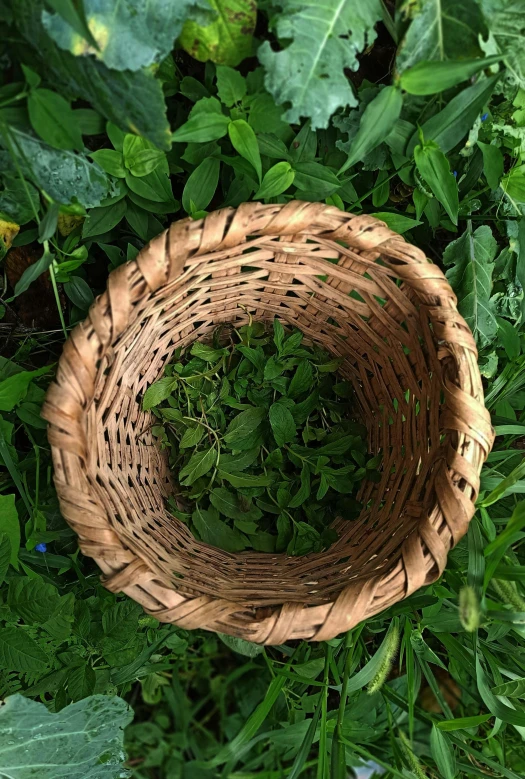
[43, 201, 494, 643]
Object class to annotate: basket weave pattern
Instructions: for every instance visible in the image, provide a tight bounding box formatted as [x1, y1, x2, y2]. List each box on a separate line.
[43, 202, 493, 643]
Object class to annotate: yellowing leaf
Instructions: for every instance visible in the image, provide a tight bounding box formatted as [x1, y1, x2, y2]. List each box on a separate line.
[180, 0, 256, 67]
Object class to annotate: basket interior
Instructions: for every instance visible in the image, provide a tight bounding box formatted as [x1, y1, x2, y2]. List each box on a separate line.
[88, 233, 445, 608]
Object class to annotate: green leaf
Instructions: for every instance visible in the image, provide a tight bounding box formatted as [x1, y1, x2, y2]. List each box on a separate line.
[288, 464, 311, 508]
[179, 424, 205, 449]
[64, 276, 94, 310]
[414, 140, 459, 224]
[0, 495, 19, 567]
[38, 203, 59, 242]
[0, 628, 48, 673]
[179, 447, 217, 485]
[216, 65, 247, 106]
[172, 100, 230, 143]
[180, 0, 256, 67]
[288, 361, 313, 399]
[68, 663, 96, 701]
[0, 178, 40, 225]
[396, 0, 486, 72]
[0, 693, 133, 777]
[8, 128, 112, 208]
[219, 447, 260, 473]
[0, 534, 11, 587]
[400, 56, 501, 95]
[218, 633, 264, 656]
[14, 2, 171, 149]
[27, 88, 83, 150]
[477, 141, 504, 190]
[502, 164, 525, 205]
[255, 161, 295, 199]
[339, 87, 403, 174]
[182, 157, 220, 213]
[269, 402, 297, 447]
[228, 120, 262, 182]
[0, 365, 49, 411]
[42, 0, 210, 71]
[143, 376, 176, 410]
[443, 224, 498, 347]
[82, 200, 127, 238]
[436, 714, 492, 731]
[219, 470, 273, 488]
[258, 0, 382, 129]
[89, 149, 126, 178]
[491, 677, 525, 698]
[210, 487, 263, 521]
[8, 576, 60, 623]
[192, 505, 246, 552]
[224, 406, 266, 444]
[102, 600, 142, 640]
[370, 212, 422, 234]
[430, 725, 456, 779]
[479, 0, 525, 89]
[13, 246, 54, 298]
[407, 75, 499, 155]
[293, 162, 340, 197]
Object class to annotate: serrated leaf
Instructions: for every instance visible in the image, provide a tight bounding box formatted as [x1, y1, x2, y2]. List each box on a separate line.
[219, 447, 260, 473]
[68, 662, 96, 701]
[102, 600, 142, 641]
[0, 535, 11, 586]
[0, 628, 48, 673]
[179, 424, 205, 449]
[8, 576, 60, 623]
[180, 0, 256, 67]
[0, 496, 19, 568]
[0, 693, 133, 778]
[143, 376, 176, 410]
[42, 0, 210, 72]
[269, 402, 297, 447]
[224, 406, 266, 443]
[258, 0, 382, 129]
[444, 224, 498, 347]
[179, 447, 217, 485]
[288, 361, 313, 399]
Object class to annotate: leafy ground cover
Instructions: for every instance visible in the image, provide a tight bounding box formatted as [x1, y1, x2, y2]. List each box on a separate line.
[0, 1, 525, 777]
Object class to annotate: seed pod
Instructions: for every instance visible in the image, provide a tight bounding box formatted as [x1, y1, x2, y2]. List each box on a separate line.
[367, 622, 400, 694]
[459, 585, 481, 632]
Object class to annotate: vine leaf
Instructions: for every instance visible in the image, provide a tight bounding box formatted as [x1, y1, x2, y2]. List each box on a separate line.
[258, 0, 382, 129]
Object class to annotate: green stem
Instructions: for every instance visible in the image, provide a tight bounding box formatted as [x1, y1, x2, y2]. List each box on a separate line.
[49, 259, 68, 339]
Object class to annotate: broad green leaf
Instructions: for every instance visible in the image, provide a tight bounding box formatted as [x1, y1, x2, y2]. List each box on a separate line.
[476, 651, 525, 726]
[182, 157, 220, 213]
[288, 360, 313, 399]
[502, 164, 525, 205]
[479, 0, 525, 89]
[216, 65, 246, 106]
[437, 713, 492, 731]
[89, 149, 126, 178]
[430, 725, 456, 779]
[0, 693, 133, 778]
[339, 86, 403, 174]
[28, 88, 83, 150]
[179, 447, 217, 486]
[82, 200, 127, 238]
[179, 424, 205, 449]
[172, 97, 230, 143]
[293, 162, 340, 197]
[0, 365, 49, 411]
[192, 505, 246, 552]
[255, 161, 295, 199]
[288, 464, 311, 509]
[68, 662, 96, 701]
[42, 0, 210, 71]
[491, 677, 525, 697]
[180, 0, 256, 67]
[102, 600, 142, 640]
[0, 495, 19, 567]
[8, 576, 60, 623]
[258, 0, 382, 129]
[228, 120, 262, 182]
[396, 0, 486, 72]
[143, 376, 176, 410]
[478, 141, 504, 190]
[0, 628, 48, 673]
[15, 1, 171, 149]
[210, 487, 262, 522]
[224, 406, 266, 443]
[218, 447, 260, 473]
[406, 75, 499, 155]
[400, 56, 501, 95]
[269, 402, 297, 446]
[370, 212, 422, 234]
[8, 128, 112, 208]
[414, 140, 459, 224]
[63, 276, 94, 310]
[443, 224, 498, 347]
[0, 178, 40, 225]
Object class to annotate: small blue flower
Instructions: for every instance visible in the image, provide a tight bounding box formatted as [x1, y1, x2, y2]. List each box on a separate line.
[35, 542, 47, 553]
[453, 170, 458, 178]
[481, 112, 489, 121]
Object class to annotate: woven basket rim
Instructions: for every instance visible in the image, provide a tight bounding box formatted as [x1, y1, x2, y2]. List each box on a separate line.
[43, 201, 494, 643]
